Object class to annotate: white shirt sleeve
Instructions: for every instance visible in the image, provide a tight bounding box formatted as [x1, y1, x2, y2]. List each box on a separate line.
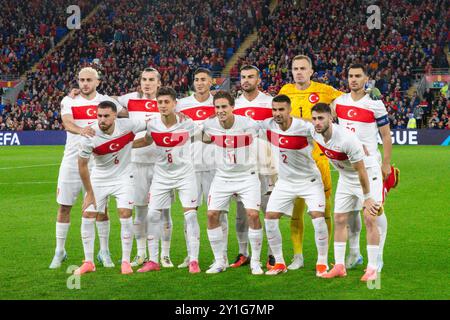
[132, 119, 148, 133]
[117, 94, 129, 108]
[60, 96, 73, 116]
[79, 137, 94, 159]
[372, 100, 389, 127]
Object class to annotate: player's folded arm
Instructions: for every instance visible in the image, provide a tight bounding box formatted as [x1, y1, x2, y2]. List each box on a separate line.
[200, 131, 212, 144]
[62, 114, 84, 135]
[132, 133, 153, 148]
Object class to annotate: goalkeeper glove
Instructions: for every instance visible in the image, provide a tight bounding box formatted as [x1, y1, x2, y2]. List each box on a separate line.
[367, 87, 382, 100]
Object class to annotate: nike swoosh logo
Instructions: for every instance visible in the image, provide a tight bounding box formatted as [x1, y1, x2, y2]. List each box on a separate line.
[165, 149, 172, 152]
[87, 121, 95, 125]
[319, 237, 327, 241]
[318, 205, 325, 207]
[191, 200, 197, 203]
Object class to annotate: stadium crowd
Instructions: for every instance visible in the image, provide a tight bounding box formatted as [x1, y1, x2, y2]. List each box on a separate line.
[0, 0, 99, 76]
[0, 0, 449, 131]
[1, 0, 266, 130]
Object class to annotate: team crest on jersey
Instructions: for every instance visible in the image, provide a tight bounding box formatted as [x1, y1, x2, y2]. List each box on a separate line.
[71, 105, 98, 120]
[151, 131, 190, 147]
[308, 93, 320, 104]
[266, 131, 309, 150]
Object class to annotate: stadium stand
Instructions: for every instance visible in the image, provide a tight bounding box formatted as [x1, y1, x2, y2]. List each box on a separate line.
[231, 0, 449, 128]
[0, 0, 99, 76]
[1, 0, 264, 130]
[0, 0, 448, 131]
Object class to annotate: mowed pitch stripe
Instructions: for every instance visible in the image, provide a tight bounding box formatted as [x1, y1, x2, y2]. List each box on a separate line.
[0, 163, 59, 170]
[0, 181, 55, 185]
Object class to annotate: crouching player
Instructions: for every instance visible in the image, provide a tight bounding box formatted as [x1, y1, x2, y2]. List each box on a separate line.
[261, 95, 329, 276]
[310, 103, 381, 281]
[75, 101, 148, 275]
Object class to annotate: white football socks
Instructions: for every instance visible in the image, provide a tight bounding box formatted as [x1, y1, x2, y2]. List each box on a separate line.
[133, 205, 148, 257]
[207, 227, 224, 265]
[367, 245, 380, 269]
[146, 209, 161, 263]
[184, 210, 200, 262]
[81, 218, 95, 262]
[264, 219, 284, 264]
[220, 213, 228, 259]
[347, 211, 361, 257]
[248, 227, 263, 264]
[312, 217, 328, 266]
[55, 222, 70, 255]
[161, 208, 173, 258]
[377, 213, 388, 262]
[236, 201, 249, 256]
[120, 217, 133, 263]
[96, 219, 110, 253]
[334, 242, 346, 265]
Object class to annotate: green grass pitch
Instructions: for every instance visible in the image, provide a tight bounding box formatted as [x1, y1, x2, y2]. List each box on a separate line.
[0, 145, 448, 300]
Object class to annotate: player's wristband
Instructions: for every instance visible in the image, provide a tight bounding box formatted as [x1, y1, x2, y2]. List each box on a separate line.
[363, 193, 371, 200]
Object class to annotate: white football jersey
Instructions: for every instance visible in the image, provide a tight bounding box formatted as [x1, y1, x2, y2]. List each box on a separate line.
[147, 115, 197, 180]
[60, 92, 123, 168]
[176, 93, 216, 171]
[203, 115, 259, 181]
[235, 91, 277, 175]
[79, 119, 147, 186]
[118, 92, 158, 164]
[261, 117, 320, 183]
[311, 124, 366, 182]
[333, 93, 388, 167]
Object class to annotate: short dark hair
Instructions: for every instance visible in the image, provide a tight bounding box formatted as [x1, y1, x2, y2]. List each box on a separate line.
[272, 94, 291, 106]
[240, 64, 261, 75]
[156, 87, 177, 100]
[348, 63, 367, 75]
[98, 100, 117, 113]
[311, 103, 332, 114]
[213, 90, 235, 106]
[194, 68, 212, 78]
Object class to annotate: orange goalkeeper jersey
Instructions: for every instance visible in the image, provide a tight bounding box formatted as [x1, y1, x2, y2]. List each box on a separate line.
[279, 81, 343, 120]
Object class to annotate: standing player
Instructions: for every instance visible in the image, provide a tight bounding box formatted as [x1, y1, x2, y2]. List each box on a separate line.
[310, 103, 381, 281]
[74, 101, 147, 275]
[332, 64, 394, 271]
[49, 67, 124, 269]
[231, 65, 277, 269]
[262, 95, 329, 276]
[176, 68, 228, 268]
[117, 68, 174, 268]
[202, 91, 264, 275]
[278, 55, 342, 269]
[133, 87, 201, 274]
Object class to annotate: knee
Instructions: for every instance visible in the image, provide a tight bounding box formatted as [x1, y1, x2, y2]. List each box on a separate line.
[58, 205, 71, 218]
[83, 211, 97, 219]
[96, 212, 109, 221]
[334, 214, 347, 228]
[363, 213, 376, 229]
[147, 209, 161, 224]
[265, 211, 279, 220]
[119, 209, 132, 219]
[207, 211, 220, 222]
